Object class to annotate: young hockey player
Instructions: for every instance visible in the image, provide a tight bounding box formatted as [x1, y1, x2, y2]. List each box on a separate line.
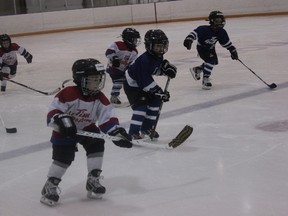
[183, 11, 238, 90]
[105, 28, 141, 105]
[0, 34, 33, 92]
[124, 29, 177, 140]
[40, 58, 132, 206]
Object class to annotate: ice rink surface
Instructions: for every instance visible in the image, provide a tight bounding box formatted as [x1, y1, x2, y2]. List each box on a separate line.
[0, 15, 288, 216]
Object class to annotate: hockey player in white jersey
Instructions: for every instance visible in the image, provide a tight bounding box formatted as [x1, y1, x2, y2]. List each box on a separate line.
[105, 28, 140, 105]
[40, 58, 132, 206]
[0, 34, 33, 92]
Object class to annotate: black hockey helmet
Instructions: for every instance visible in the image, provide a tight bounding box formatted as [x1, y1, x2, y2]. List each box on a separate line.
[208, 11, 226, 28]
[144, 29, 169, 57]
[122, 28, 141, 49]
[72, 58, 106, 95]
[0, 34, 11, 51]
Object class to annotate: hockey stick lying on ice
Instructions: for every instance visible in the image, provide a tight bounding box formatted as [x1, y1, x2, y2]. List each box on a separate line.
[77, 125, 193, 149]
[7, 79, 60, 95]
[0, 114, 17, 133]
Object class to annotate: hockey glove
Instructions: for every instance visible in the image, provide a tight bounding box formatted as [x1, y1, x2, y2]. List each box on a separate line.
[148, 87, 170, 102]
[24, 52, 33, 63]
[108, 127, 132, 148]
[53, 113, 77, 138]
[111, 56, 120, 67]
[228, 46, 238, 60]
[183, 35, 193, 50]
[154, 91, 170, 102]
[160, 60, 177, 79]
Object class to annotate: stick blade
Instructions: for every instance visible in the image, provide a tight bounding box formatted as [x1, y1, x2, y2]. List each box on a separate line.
[168, 125, 193, 148]
[269, 83, 277, 89]
[6, 127, 17, 133]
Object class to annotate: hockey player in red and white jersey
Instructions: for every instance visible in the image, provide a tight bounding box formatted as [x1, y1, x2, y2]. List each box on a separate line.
[0, 34, 33, 92]
[105, 28, 140, 105]
[40, 58, 132, 206]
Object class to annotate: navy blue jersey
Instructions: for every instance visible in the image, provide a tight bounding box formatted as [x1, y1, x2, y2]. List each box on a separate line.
[125, 52, 163, 92]
[189, 25, 233, 50]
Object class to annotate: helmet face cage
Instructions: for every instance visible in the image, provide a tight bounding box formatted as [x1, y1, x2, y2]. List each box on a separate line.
[122, 28, 141, 49]
[144, 29, 169, 57]
[72, 58, 106, 95]
[209, 11, 226, 28]
[81, 74, 106, 96]
[0, 34, 11, 50]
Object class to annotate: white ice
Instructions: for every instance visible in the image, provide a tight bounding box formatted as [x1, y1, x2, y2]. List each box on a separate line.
[0, 15, 288, 216]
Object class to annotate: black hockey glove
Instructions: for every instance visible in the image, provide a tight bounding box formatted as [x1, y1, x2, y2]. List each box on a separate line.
[228, 46, 238, 60]
[111, 56, 120, 67]
[53, 113, 77, 138]
[108, 127, 132, 148]
[24, 52, 33, 63]
[160, 60, 177, 79]
[148, 87, 170, 102]
[183, 35, 193, 50]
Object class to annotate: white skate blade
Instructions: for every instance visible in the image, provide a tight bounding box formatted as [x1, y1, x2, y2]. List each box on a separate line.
[87, 191, 104, 199]
[40, 196, 57, 206]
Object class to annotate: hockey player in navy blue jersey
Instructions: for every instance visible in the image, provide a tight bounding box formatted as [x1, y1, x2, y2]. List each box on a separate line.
[105, 28, 140, 105]
[183, 11, 238, 90]
[0, 34, 33, 92]
[124, 29, 177, 140]
[40, 58, 132, 206]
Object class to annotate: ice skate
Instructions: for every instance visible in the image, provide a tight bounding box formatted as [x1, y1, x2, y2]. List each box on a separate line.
[110, 95, 121, 105]
[131, 132, 142, 140]
[202, 76, 212, 90]
[1, 86, 6, 92]
[86, 169, 106, 199]
[190, 66, 202, 80]
[141, 129, 160, 141]
[40, 177, 61, 206]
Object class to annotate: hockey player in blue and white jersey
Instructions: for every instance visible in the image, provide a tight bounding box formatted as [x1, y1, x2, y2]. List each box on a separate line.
[105, 28, 140, 105]
[183, 11, 238, 90]
[124, 29, 177, 140]
[40, 58, 132, 206]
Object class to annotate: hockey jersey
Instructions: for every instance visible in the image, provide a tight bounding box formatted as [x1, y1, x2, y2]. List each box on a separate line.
[47, 86, 119, 134]
[188, 25, 233, 50]
[0, 43, 27, 66]
[105, 41, 138, 73]
[125, 51, 163, 92]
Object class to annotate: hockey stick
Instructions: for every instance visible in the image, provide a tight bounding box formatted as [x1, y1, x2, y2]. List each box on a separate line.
[150, 77, 171, 140]
[0, 114, 17, 133]
[77, 127, 193, 149]
[61, 79, 73, 88]
[238, 59, 277, 89]
[76, 130, 166, 149]
[7, 79, 61, 95]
